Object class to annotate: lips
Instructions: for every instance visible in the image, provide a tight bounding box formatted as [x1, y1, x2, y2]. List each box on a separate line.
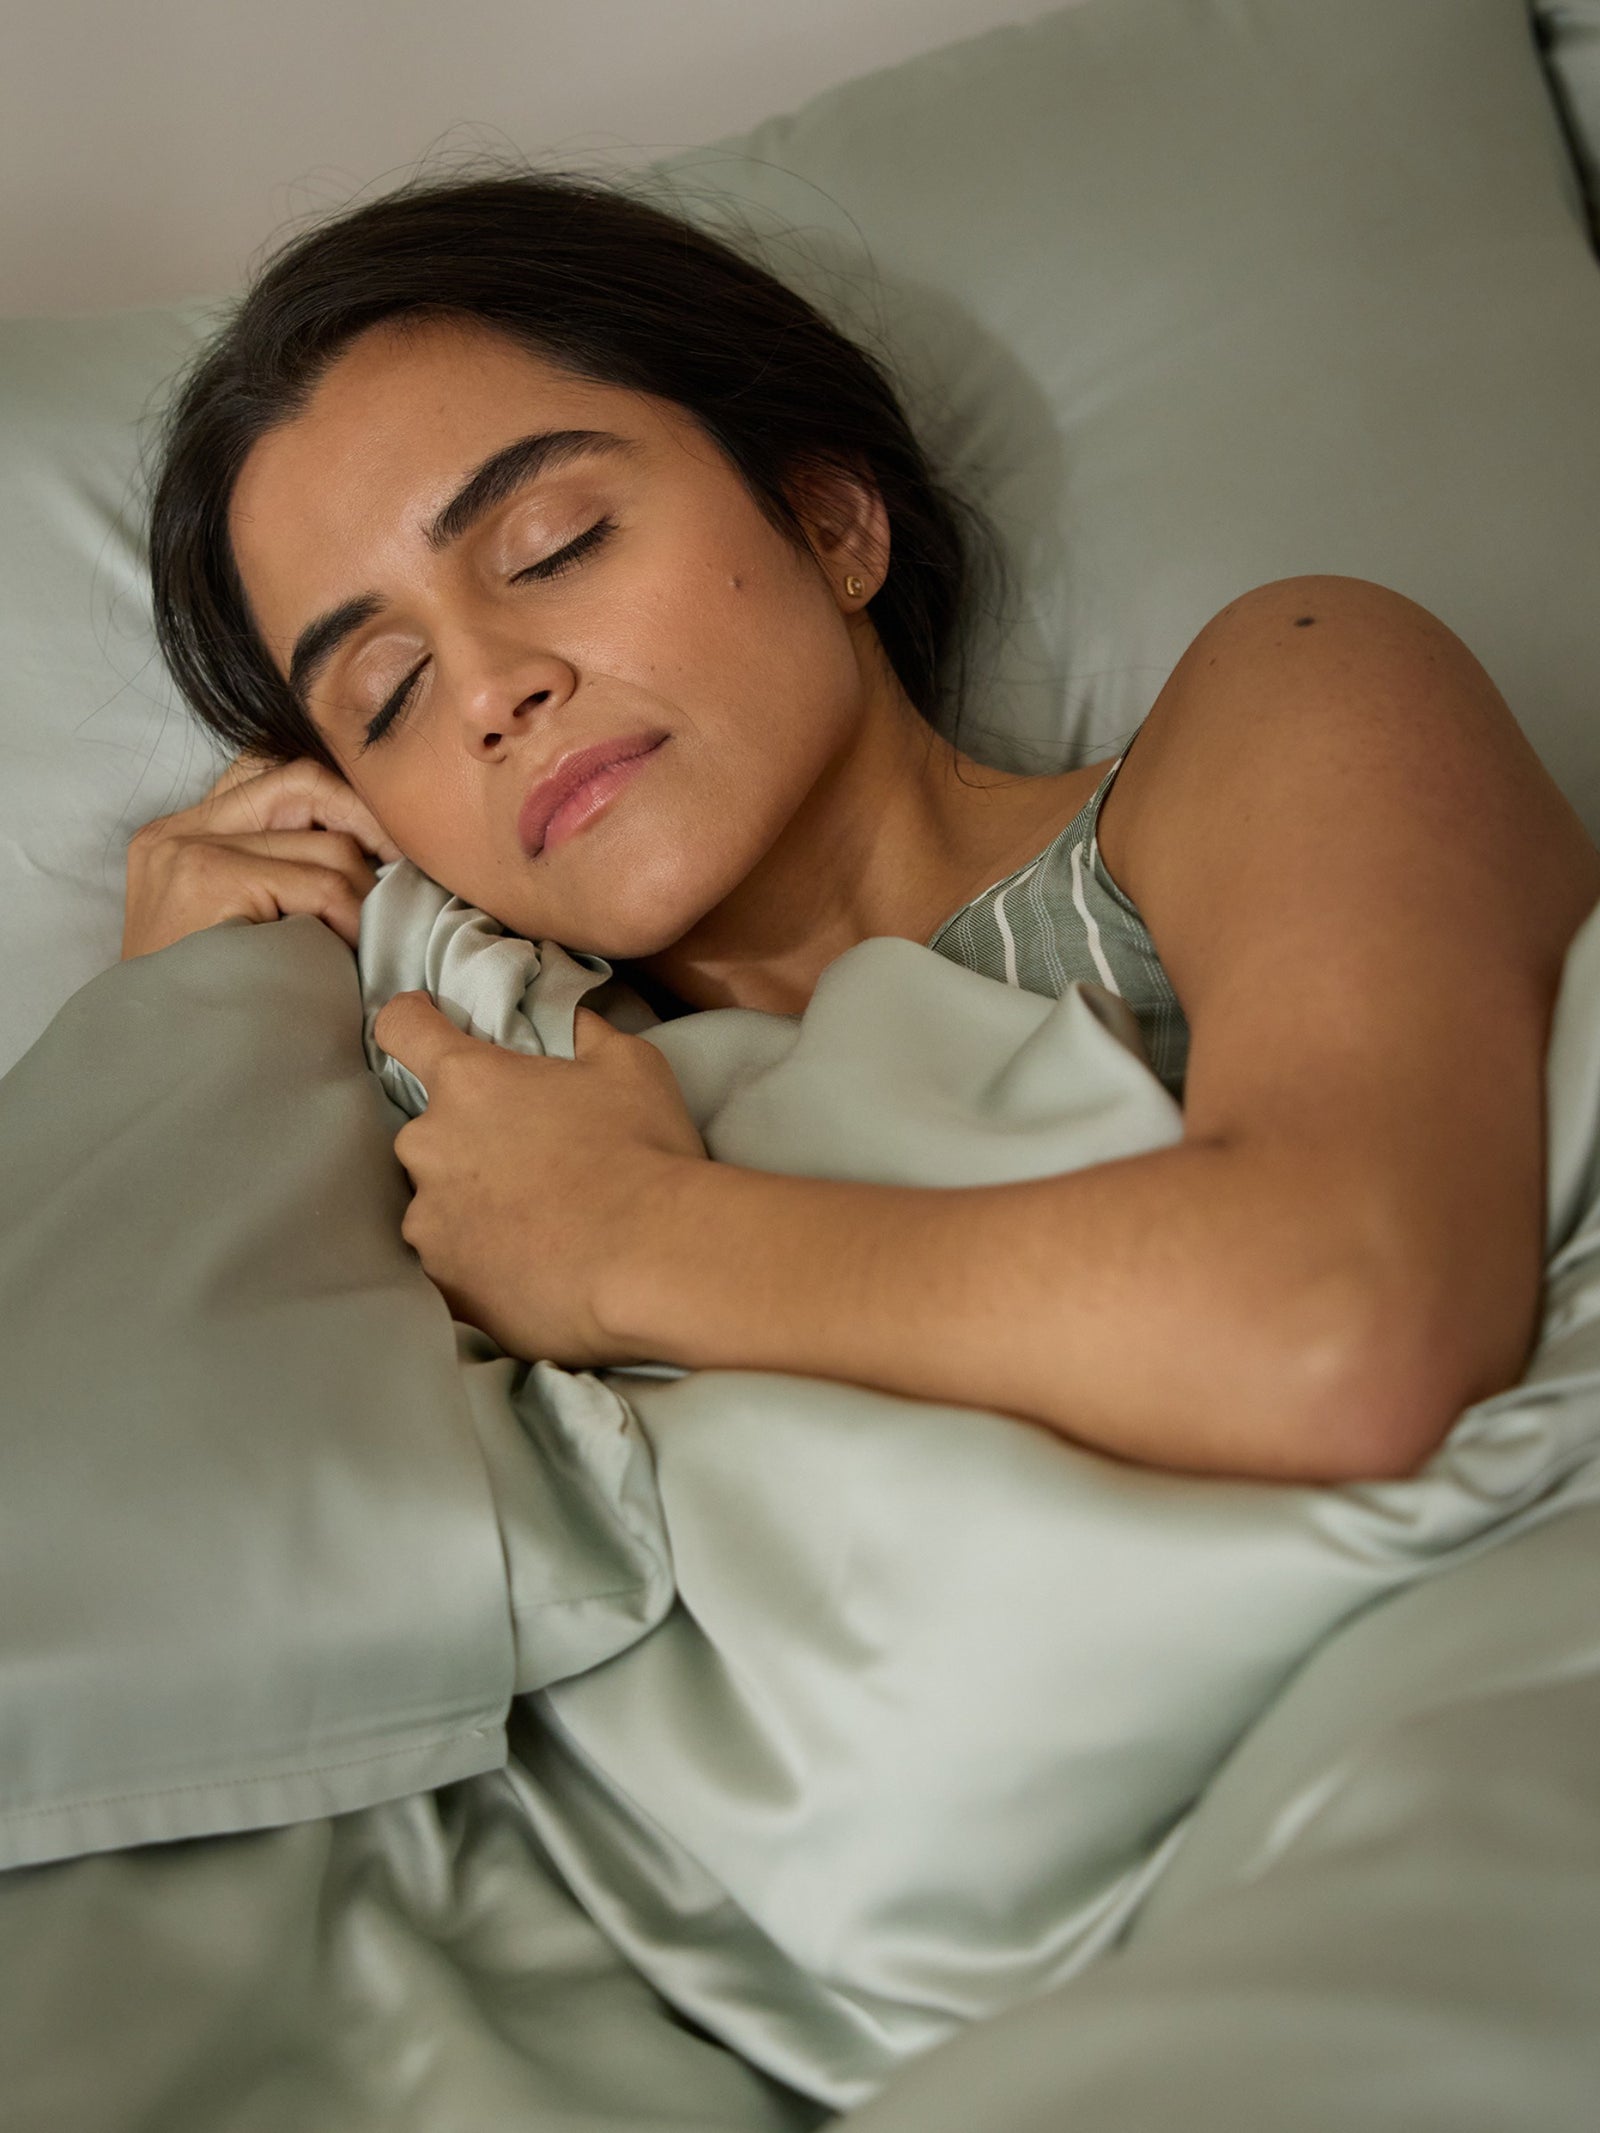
[517, 730, 668, 856]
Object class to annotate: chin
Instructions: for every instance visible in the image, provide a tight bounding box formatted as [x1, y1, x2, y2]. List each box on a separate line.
[575, 909, 703, 962]
[568, 839, 751, 959]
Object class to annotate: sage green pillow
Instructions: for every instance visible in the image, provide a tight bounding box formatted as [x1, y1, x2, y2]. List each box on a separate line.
[645, 0, 1600, 802]
[3, 0, 1600, 1082]
[1540, 0, 1600, 240]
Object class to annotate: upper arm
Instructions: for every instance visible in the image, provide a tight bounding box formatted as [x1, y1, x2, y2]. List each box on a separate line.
[1098, 574, 1600, 1475]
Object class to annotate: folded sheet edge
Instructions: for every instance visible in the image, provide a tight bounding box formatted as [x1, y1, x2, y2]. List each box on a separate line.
[0, 1720, 508, 1873]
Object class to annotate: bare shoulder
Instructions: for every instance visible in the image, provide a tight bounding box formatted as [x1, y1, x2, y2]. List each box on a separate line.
[1093, 572, 1600, 1466]
[1098, 572, 1600, 1022]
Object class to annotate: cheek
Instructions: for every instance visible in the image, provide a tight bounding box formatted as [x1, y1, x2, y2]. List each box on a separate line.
[639, 500, 834, 669]
[362, 775, 478, 889]
[657, 553, 863, 765]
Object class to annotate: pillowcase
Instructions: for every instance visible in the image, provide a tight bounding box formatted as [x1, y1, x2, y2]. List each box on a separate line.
[4, 0, 1600, 1078]
[1539, 0, 1600, 241]
[0, 301, 217, 1077]
[643, 0, 1600, 801]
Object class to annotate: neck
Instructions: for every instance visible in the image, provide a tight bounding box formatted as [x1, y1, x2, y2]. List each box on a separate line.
[630, 677, 1086, 1019]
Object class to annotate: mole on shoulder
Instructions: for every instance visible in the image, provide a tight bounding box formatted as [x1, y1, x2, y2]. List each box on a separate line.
[1293, 615, 1316, 627]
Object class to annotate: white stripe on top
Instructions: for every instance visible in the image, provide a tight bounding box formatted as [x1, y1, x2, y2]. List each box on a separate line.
[992, 877, 1021, 986]
[1070, 838, 1122, 996]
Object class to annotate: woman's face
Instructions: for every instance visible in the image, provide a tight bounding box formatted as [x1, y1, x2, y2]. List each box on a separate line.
[228, 314, 888, 957]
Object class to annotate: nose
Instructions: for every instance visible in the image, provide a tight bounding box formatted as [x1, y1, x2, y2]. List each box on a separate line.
[474, 687, 551, 752]
[446, 627, 577, 754]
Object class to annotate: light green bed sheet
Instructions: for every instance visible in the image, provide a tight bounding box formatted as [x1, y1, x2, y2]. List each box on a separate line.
[3, 863, 1600, 2124]
[356, 859, 1600, 2111]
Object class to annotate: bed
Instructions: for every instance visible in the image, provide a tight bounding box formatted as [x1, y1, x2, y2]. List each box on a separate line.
[4, 2, 1600, 2127]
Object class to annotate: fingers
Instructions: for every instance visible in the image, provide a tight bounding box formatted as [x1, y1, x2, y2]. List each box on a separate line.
[124, 826, 380, 958]
[371, 990, 462, 1080]
[123, 753, 405, 961]
[195, 754, 402, 864]
[223, 827, 381, 900]
[222, 829, 380, 949]
[234, 854, 373, 952]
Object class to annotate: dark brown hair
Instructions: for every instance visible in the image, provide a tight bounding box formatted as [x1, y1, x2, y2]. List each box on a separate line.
[147, 165, 1004, 771]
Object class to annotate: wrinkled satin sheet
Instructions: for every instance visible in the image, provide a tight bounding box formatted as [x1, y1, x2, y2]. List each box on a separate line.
[352, 861, 1600, 2111]
[5, 864, 1600, 2126]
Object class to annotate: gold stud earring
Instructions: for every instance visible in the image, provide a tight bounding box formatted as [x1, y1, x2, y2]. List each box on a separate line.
[844, 574, 865, 598]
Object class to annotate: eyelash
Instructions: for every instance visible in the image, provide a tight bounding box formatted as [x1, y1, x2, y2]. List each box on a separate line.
[359, 515, 619, 750]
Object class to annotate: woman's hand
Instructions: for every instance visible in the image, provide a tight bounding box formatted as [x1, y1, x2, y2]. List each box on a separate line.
[121, 751, 402, 960]
[371, 992, 709, 1368]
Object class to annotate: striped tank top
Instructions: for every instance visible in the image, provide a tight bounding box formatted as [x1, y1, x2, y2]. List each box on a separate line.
[924, 750, 1191, 1103]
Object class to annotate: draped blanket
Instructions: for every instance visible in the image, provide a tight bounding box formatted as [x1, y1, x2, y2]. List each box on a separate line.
[4, 860, 1600, 2116]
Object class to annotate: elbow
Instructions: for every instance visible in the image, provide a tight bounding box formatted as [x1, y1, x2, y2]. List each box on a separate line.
[1270, 1272, 1468, 1486]
[1297, 1366, 1450, 1485]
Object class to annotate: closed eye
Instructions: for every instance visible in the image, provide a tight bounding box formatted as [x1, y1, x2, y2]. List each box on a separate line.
[509, 513, 617, 586]
[359, 516, 619, 750]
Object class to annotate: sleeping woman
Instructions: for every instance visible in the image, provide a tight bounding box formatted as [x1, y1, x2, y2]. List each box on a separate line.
[122, 170, 1600, 1486]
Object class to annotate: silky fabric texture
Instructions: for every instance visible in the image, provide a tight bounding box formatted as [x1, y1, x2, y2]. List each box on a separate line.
[5, 1511, 1597, 2133]
[0, 917, 515, 1865]
[5, 885, 1600, 2129]
[0, 911, 675, 1872]
[1540, 0, 1600, 242]
[0, 1780, 825, 2133]
[355, 862, 1600, 2111]
[836, 1498, 1600, 2133]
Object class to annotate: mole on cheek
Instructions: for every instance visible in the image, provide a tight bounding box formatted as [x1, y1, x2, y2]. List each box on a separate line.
[1294, 615, 1316, 627]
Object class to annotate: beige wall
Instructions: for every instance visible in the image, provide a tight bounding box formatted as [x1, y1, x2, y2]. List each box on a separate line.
[1, 0, 1083, 317]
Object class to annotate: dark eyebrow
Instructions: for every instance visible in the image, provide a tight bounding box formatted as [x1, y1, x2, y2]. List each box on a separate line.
[288, 594, 385, 704]
[285, 428, 637, 707]
[424, 427, 635, 551]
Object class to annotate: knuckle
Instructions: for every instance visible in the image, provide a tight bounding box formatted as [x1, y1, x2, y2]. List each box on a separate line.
[215, 754, 266, 794]
[310, 762, 359, 802]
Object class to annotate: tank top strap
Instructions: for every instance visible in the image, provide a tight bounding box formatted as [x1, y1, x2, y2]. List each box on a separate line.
[923, 729, 1190, 1102]
[924, 753, 1124, 953]
[1084, 750, 1128, 873]
[1083, 721, 1155, 920]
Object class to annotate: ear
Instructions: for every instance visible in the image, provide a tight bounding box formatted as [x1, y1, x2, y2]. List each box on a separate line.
[785, 455, 891, 599]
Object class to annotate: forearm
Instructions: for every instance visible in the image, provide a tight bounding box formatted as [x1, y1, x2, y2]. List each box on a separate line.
[604, 1137, 1412, 1484]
